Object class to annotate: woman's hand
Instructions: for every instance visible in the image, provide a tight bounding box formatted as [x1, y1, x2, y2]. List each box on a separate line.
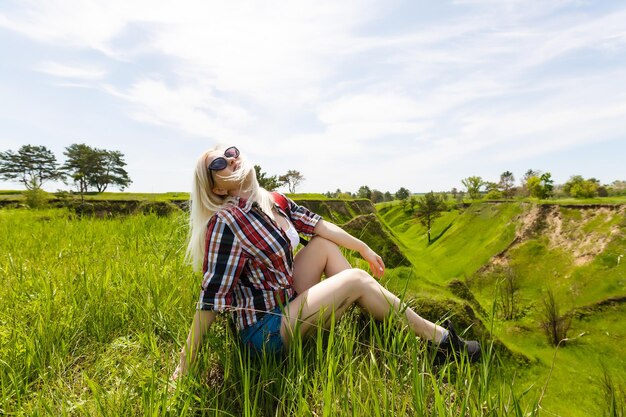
[361, 247, 385, 279]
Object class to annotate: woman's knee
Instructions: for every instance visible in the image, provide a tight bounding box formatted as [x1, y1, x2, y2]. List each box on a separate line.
[340, 268, 374, 289]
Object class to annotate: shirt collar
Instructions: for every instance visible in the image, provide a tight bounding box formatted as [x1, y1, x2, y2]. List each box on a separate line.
[229, 196, 255, 212]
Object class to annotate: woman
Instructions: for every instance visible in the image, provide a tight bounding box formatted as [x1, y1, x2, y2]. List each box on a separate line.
[173, 145, 480, 379]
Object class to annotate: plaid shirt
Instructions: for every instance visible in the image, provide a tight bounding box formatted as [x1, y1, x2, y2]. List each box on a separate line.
[198, 195, 321, 330]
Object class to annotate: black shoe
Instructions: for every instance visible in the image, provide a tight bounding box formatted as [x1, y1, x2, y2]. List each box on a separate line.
[432, 320, 481, 363]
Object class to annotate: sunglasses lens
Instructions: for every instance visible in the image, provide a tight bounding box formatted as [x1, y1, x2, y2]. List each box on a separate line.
[224, 147, 239, 158]
[208, 157, 227, 171]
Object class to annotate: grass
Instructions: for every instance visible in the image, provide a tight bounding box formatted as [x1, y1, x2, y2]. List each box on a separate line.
[2, 199, 624, 416]
[378, 202, 522, 285]
[0, 208, 545, 416]
[379, 200, 626, 416]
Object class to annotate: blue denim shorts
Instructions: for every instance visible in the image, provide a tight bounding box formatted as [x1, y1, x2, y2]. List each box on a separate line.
[239, 304, 286, 355]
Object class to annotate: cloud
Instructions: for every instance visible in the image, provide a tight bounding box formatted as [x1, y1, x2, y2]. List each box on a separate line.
[104, 78, 252, 141]
[37, 61, 107, 80]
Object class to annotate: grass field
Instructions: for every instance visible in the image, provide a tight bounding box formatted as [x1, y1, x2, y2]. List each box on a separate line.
[0, 208, 550, 416]
[2, 201, 624, 416]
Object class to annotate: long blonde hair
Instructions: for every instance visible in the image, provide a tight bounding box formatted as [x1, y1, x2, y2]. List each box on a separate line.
[186, 146, 276, 271]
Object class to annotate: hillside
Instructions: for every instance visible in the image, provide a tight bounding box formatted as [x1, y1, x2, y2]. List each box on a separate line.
[294, 199, 411, 268]
[379, 200, 626, 416]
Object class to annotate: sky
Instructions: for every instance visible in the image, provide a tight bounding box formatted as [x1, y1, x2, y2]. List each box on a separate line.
[1, 0, 625, 195]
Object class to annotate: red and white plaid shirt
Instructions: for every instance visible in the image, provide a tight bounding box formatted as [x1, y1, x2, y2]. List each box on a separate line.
[198, 195, 321, 330]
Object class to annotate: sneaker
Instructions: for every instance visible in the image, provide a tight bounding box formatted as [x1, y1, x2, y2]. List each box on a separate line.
[432, 320, 481, 363]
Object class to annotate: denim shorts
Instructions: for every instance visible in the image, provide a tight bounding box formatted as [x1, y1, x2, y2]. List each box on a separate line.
[239, 304, 286, 355]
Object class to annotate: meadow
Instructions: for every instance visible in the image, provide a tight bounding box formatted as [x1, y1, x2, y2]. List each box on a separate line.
[1, 201, 624, 416]
[1, 207, 546, 417]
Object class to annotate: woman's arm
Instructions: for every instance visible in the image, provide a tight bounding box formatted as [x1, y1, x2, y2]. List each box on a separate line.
[172, 309, 217, 380]
[314, 219, 385, 278]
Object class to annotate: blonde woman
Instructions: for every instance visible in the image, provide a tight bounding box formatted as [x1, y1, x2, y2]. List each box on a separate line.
[173, 146, 480, 379]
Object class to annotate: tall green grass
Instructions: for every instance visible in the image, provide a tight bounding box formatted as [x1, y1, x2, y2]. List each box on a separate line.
[0, 208, 544, 416]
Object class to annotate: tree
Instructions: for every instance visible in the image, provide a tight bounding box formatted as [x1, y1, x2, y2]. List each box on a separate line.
[0, 145, 64, 190]
[414, 191, 447, 243]
[357, 185, 372, 200]
[370, 189, 384, 203]
[279, 170, 305, 193]
[254, 165, 284, 191]
[461, 176, 484, 200]
[526, 172, 553, 199]
[609, 180, 626, 196]
[90, 150, 131, 192]
[563, 175, 599, 198]
[520, 169, 540, 197]
[499, 171, 515, 198]
[383, 191, 393, 202]
[63, 143, 131, 195]
[395, 187, 411, 200]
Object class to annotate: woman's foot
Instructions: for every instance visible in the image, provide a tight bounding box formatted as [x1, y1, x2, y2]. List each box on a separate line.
[432, 320, 481, 363]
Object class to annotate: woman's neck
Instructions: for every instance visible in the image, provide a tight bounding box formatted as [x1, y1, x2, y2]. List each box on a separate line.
[229, 189, 253, 200]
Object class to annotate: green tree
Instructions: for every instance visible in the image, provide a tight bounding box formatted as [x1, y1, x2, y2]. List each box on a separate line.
[608, 180, 626, 196]
[63, 144, 95, 195]
[383, 191, 393, 202]
[90, 150, 131, 192]
[461, 176, 484, 200]
[527, 172, 553, 199]
[254, 165, 284, 191]
[0, 145, 64, 190]
[395, 187, 411, 200]
[520, 169, 540, 197]
[357, 185, 372, 200]
[370, 189, 384, 203]
[563, 175, 599, 198]
[279, 170, 305, 193]
[62, 144, 131, 196]
[499, 171, 515, 198]
[414, 191, 447, 243]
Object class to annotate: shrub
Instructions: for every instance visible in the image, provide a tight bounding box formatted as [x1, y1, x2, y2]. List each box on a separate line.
[24, 188, 49, 209]
[485, 189, 504, 200]
[539, 289, 571, 346]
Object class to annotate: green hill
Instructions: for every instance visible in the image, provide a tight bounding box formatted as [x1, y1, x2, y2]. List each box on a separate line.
[377, 200, 626, 416]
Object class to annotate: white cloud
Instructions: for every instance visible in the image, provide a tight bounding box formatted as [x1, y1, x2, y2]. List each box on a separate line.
[105, 78, 252, 141]
[37, 61, 107, 80]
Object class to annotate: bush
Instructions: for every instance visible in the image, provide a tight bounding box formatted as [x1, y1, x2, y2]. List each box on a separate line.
[539, 289, 571, 346]
[485, 189, 503, 200]
[24, 188, 49, 209]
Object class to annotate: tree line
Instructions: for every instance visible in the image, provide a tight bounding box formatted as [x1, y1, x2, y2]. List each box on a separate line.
[458, 170, 626, 200]
[319, 169, 625, 205]
[0, 144, 131, 196]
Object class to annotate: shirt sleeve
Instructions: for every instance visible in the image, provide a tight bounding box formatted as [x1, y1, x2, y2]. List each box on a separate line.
[197, 214, 246, 311]
[286, 196, 322, 237]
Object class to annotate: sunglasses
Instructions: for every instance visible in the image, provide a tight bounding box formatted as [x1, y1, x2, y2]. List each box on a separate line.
[207, 146, 240, 172]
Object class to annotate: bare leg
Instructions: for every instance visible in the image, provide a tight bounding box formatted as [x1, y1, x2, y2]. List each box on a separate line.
[292, 236, 351, 294]
[280, 268, 447, 346]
